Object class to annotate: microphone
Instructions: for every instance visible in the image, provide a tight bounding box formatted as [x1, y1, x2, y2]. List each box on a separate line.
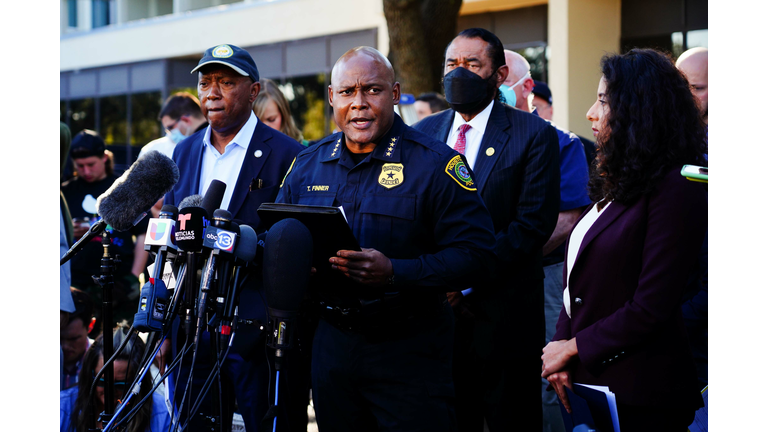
[196, 209, 239, 336]
[96, 150, 180, 232]
[201, 180, 227, 218]
[178, 194, 204, 213]
[176, 195, 207, 338]
[134, 205, 178, 332]
[214, 221, 240, 325]
[144, 205, 179, 279]
[264, 218, 313, 370]
[219, 224, 258, 351]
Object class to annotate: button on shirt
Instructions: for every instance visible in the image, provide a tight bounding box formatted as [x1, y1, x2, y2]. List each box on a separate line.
[199, 112, 258, 210]
[446, 99, 495, 170]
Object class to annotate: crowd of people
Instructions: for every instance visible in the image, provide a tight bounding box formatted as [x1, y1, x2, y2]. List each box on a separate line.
[60, 26, 708, 432]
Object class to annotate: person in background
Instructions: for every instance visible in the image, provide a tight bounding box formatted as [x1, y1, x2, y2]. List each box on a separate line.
[530, 80, 554, 121]
[502, 49, 591, 432]
[676, 47, 708, 126]
[414, 29, 560, 432]
[676, 46, 709, 392]
[542, 48, 707, 432]
[60, 325, 171, 432]
[529, 79, 597, 167]
[61, 122, 77, 390]
[139, 92, 208, 218]
[61, 130, 149, 330]
[414, 92, 450, 121]
[61, 288, 96, 390]
[252, 78, 308, 145]
[139, 92, 208, 160]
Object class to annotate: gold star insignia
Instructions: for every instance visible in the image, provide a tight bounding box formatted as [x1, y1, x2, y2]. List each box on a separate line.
[386, 152, 392, 156]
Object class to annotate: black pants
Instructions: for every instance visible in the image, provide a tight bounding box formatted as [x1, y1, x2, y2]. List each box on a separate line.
[311, 301, 457, 432]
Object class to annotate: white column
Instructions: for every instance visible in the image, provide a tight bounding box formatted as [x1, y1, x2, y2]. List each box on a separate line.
[78, 0, 92, 31]
[547, 0, 620, 138]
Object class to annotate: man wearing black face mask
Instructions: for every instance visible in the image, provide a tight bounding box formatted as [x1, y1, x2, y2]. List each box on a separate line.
[413, 28, 560, 432]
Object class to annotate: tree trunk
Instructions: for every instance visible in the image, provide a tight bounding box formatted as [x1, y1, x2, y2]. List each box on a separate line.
[383, 0, 463, 97]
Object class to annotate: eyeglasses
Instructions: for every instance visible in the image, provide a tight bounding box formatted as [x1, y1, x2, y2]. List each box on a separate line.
[164, 118, 181, 135]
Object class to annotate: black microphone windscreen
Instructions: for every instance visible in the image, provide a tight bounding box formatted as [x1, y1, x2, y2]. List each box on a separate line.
[234, 225, 258, 263]
[263, 218, 313, 312]
[202, 180, 227, 217]
[175, 207, 207, 252]
[96, 151, 179, 231]
[179, 194, 204, 210]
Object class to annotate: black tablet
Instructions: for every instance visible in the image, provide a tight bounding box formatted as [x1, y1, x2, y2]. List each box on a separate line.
[257, 203, 361, 280]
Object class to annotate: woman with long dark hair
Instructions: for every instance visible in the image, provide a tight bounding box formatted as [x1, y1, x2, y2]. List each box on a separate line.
[60, 326, 170, 432]
[540, 48, 707, 431]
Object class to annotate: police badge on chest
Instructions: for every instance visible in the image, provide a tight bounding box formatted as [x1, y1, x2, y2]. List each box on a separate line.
[378, 163, 404, 189]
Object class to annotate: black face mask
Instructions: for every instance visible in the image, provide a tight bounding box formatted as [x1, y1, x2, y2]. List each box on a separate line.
[443, 67, 498, 114]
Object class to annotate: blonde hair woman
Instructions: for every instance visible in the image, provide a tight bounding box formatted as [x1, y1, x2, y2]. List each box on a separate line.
[253, 78, 307, 145]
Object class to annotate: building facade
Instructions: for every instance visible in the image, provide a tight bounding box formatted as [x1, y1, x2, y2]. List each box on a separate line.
[60, 0, 707, 171]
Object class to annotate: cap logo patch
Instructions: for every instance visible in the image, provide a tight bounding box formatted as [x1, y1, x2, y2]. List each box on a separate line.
[445, 155, 476, 191]
[378, 163, 404, 189]
[212, 45, 234, 58]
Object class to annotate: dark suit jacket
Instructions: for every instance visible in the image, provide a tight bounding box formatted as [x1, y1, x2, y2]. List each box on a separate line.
[165, 119, 303, 231]
[413, 101, 560, 361]
[554, 167, 706, 408]
[165, 119, 304, 354]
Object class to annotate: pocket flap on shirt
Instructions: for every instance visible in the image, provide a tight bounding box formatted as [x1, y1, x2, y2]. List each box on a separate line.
[360, 194, 416, 220]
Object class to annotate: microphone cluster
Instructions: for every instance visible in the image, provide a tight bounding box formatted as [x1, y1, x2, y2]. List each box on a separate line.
[76, 155, 315, 432]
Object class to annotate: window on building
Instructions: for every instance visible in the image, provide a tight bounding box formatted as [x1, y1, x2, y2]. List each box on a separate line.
[92, 0, 111, 28]
[100, 95, 128, 147]
[67, 98, 96, 136]
[68, 0, 77, 28]
[131, 91, 163, 148]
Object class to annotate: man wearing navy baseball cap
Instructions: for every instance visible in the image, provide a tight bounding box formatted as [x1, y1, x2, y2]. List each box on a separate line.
[164, 44, 305, 432]
[531, 80, 554, 121]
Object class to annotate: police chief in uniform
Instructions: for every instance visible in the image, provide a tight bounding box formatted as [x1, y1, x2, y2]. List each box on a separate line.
[275, 47, 497, 431]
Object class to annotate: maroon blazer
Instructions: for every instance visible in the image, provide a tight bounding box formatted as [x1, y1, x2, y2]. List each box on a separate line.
[553, 166, 706, 408]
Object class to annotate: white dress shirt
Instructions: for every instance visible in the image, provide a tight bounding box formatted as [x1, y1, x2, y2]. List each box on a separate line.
[563, 201, 612, 318]
[199, 112, 259, 210]
[446, 99, 495, 170]
[138, 135, 176, 160]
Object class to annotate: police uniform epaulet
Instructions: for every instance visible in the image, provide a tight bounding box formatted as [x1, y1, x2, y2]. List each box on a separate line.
[403, 127, 454, 158]
[310, 132, 342, 150]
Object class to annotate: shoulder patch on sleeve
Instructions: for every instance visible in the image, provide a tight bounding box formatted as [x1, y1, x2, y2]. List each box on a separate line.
[280, 157, 296, 188]
[445, 155, 477, 191]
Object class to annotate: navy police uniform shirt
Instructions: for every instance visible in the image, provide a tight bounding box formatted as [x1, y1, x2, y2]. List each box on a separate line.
[275, 114, 497, 294]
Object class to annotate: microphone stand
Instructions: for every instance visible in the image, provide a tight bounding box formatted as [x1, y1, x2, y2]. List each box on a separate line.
[93, 230, 118, 427]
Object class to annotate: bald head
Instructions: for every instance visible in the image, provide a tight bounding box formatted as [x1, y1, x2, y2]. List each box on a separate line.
[332, 46, 395, 87]
[328, 46, 400, 152]
[502, 50, 533, 111]
[676, 47, 708, 123]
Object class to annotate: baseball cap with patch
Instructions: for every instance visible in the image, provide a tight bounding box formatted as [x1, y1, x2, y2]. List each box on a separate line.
[532, 80, 553, 105]
[70, 129, 106, 159]
[191, 44, 260, 82]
